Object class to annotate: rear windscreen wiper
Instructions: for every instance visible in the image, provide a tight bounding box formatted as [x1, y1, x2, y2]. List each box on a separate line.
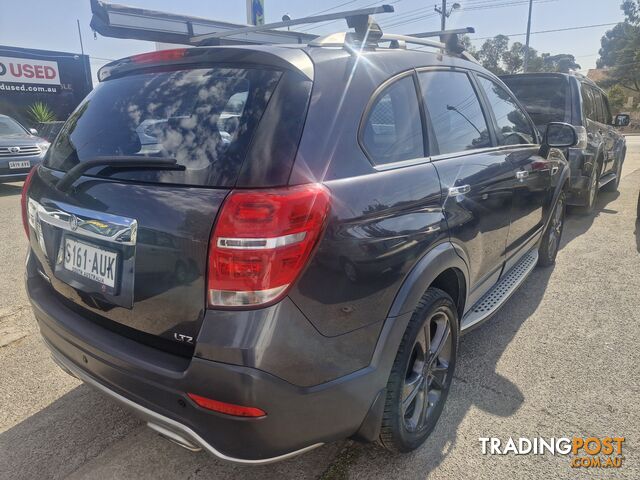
[56, 156, 184, 191]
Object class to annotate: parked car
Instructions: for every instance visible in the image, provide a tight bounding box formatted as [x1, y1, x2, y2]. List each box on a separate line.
[23, 33, 576, 464]
[501, 73, 626, 213]
[0, 114, 49, 183]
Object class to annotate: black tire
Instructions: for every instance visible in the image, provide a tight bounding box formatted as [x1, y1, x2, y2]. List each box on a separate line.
[538, 191, 566, 267]
[379, 288, 459, 453]
[637, 191, 640, 219]
[575, 161, 601, 214]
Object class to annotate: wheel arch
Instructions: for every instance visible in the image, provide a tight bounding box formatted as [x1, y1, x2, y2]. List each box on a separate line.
[353, 241, 468, 442]
[386, 241, 469, 320]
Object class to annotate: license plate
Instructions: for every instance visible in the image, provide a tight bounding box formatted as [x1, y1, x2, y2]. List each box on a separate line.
[63, 238, 118, 288]
[9, 160, 30, 169]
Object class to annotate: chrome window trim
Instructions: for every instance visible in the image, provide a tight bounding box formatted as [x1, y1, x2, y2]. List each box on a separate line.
[357, 69, 425, 168]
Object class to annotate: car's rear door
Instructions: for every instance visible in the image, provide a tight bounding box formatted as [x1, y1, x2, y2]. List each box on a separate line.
[417, 68, 513, 304]
[595, 89, 617, 174]
[585, 84, 612, 172]
[474, 74, 554, 263]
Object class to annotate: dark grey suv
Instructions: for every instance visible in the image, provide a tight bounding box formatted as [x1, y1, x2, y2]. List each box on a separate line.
[502, 73, 627, 213]
[24, 21, 576, 463]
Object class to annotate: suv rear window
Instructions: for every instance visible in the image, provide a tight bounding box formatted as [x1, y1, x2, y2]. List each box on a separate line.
[501, 76, 570, 129]
[46, 66, 282, 187]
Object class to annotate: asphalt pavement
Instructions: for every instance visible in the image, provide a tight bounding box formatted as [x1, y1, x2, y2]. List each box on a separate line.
[1, 139, 639, 479]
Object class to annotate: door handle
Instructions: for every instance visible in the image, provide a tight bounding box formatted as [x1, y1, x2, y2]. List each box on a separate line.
[448, 185, 470, 197]
[516, 170, 529, 181]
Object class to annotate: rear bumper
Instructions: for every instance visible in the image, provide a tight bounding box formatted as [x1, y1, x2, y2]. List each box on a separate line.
[27, 270, 384, 463]
[46, 344, 321, 463]
[0, 171, 30, 182]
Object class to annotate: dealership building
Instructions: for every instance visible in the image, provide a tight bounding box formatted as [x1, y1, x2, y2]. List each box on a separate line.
[0, 45, 92, 127]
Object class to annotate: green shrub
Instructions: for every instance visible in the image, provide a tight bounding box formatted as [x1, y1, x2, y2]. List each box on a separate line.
[27, 102, 56, 123]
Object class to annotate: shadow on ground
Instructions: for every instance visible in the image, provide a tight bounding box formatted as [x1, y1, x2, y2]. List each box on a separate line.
[563, 190, 620, 247]
[0, 183, 23, 197]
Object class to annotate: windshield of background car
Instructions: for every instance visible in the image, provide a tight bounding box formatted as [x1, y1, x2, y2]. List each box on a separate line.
[45, 66, 282, 187]
[0, 117, 27, 136]
[501, 76, 570, 129]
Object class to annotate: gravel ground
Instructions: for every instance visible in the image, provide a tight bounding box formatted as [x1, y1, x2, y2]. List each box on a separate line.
[1, 138, 639, 480]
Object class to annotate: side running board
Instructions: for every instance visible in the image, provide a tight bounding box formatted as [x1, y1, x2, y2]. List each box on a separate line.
[461, 249, 538, 332]
[598, 172, 616, 189]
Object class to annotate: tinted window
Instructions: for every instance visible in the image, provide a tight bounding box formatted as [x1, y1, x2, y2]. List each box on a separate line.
[362, 76, 424, 165]
[0, 116, 27, 135]
[418, 71, 490, 155]
[592, 87, 605, 124]
[581, 85, 595, 121]
[602, 94, 612, 124]
[46, 67, 282, 187]
[501, 76, 569, 128]
[478, 76, 535, 145]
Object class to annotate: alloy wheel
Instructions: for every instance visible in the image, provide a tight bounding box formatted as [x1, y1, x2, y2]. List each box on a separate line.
[402, 310, 453, 433]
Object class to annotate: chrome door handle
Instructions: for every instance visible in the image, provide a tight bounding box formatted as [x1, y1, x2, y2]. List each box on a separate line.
[550, 166, 559, 176]
[448, 185, 470, 197]
[516, 170, 529, 181]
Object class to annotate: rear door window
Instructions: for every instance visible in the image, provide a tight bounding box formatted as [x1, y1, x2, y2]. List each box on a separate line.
[592, 87, 605, 124]
[46, 67, 282, 187]
[418, 70, 491, 155]
[361, 75, 425, 165]
[477, 76, 535, 146]
[581, 85, 595, 122]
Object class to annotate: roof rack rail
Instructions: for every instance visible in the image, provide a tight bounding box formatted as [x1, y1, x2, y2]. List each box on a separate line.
[191, 5, 394, 45]
[406, 27, 478, 62]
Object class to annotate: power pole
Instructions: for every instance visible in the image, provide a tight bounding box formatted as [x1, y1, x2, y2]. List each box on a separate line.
[523, 0, 533, 72]
[434, 1, 460, 31]
[77, 19, 91, 87]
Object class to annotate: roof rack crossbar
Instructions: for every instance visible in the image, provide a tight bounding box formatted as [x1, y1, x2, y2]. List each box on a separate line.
[388, 27, 479, 64]
[409, 27, 475, 38]
[191, 5, 394, 44]
[380, 34, 445, 50]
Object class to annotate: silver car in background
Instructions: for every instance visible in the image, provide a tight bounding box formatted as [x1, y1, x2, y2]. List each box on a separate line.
[0, 114, 50, 182]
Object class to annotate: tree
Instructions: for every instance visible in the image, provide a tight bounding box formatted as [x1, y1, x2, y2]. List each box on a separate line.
[542, 54, 581, 73]
[477, 35, 509, 75]
[597, 21, 640, 92]
[473, 35, 580, 75]
[622, 0, 640, 23]
[502, 42, 525, 74]
[607, 85, 627, 112]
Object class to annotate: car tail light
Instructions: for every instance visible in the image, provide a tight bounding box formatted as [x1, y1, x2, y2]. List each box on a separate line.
[187, 393, 266, 418]
[207, 184, 331, 308]
[21, 167, 37, 239]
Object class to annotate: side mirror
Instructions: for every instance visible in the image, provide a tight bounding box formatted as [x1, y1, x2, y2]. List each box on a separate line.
[29, 128, 38, 135]
[543, 122, 577, 148]
[613, 113, 630, 127]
